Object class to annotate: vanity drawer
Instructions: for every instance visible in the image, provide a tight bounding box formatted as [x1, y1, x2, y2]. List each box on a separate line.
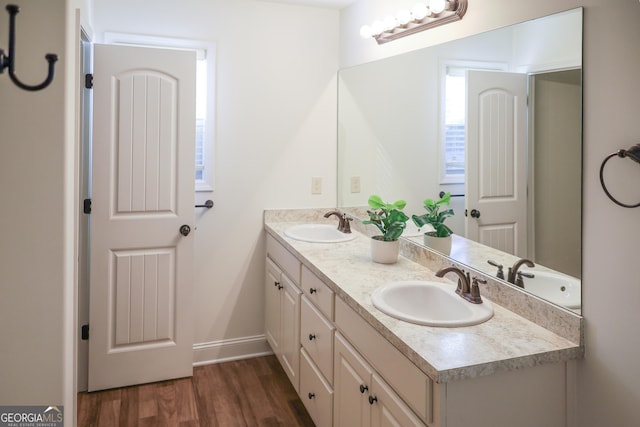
[301, 295, 335, 384]
[300, 348, 333, 427]
[301, 265, 334, 321]
[335, 296, 433, 424]
[266, 234, 301, 285]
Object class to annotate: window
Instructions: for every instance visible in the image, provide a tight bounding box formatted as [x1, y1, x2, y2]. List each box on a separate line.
[439, 60, 507, 184]
[104, 33, 216, 192]
[442, 66, 466, 183]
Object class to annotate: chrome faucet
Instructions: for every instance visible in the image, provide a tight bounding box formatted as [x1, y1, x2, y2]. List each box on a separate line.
[436, 266, 485, 304]
[324, 210, 352, 234]
[507, 258, 535, 287]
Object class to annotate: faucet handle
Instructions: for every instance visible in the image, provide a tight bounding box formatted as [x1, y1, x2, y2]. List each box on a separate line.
[487, 260, 504, 280]
[515, 271, 534, 288]
[469, 277, 487, 304]
[341, 213, 353, 233]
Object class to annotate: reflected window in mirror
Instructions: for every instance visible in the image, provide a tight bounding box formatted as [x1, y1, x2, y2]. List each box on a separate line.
[439, 61, 507, 185]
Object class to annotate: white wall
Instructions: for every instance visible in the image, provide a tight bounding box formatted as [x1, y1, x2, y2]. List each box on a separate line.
[341, 1, 640, 426]
[90, 0, 339, 362]
[0, 0, 87, 424]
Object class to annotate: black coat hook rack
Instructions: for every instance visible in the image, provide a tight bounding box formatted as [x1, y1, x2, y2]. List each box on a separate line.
[0, 4, 58, 91]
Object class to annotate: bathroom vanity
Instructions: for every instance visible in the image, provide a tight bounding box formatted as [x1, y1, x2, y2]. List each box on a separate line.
[264, 209, 583, 427]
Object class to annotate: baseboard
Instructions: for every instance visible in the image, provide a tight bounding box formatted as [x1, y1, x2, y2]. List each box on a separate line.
[193, 334, 273, 366]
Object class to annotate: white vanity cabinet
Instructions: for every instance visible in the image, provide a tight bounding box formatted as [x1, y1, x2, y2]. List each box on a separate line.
[265, 230, 573, 427]
[265, 235, 302, 391]
[335, 297, 433, 427]
[334, 332, 426, 427]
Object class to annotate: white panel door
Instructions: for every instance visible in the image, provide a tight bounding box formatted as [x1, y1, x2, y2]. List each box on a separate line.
[89, 44, 196, 391]
[466, 70, 528, 256]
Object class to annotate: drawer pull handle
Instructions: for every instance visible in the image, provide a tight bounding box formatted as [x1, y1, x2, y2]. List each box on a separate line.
[359, 384, 368, 394]
[274, 281, 280, 287]
[368, 395, 378, 405]
[309, 287, 317, 294]
[308, 392, 315, 400]
[308, 333, 316, 341]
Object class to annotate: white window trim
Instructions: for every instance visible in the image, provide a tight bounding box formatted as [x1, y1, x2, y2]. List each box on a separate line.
[438, 59, 508, 185]
[104, 32, 216, 192]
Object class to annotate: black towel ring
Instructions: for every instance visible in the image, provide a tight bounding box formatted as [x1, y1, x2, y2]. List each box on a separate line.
[599, 144, 640, 208]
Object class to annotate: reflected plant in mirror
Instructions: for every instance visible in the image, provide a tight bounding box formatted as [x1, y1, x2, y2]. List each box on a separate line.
[412, 192, 455, 255]
[337, 8, 583, 312]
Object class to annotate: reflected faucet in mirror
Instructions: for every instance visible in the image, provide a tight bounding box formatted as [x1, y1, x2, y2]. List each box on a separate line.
[507, 259, 535, 288]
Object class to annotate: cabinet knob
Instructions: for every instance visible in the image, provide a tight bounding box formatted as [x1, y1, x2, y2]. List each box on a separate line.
[368, 395, 378, 405]
[308, 392, 315, 400]
[308, 333, 316, 341]
[309, 287, 317, 294]
[273, 281, 280, 287]
[359, 384, 368, 394]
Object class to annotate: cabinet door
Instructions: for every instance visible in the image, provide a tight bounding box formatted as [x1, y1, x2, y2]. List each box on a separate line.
[370, 374, 426, 427]
[334, 333, 372, 427]
[265, 257, 282, 353]
[280, 273, 302, 392]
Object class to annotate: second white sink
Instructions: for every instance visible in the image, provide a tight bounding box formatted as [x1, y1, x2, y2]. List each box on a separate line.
[284, 224, 357, 243]
[371, 280, 494, 327]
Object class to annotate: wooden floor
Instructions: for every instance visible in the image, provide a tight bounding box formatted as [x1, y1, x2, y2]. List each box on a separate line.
[78, 355, 315, 427]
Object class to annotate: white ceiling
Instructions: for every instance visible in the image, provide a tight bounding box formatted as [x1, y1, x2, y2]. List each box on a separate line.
[256, 0, 357, 10]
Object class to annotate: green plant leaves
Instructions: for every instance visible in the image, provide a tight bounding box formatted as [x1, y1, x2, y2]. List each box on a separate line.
[364, 195, 409, 241]
[411, 192, 454, 237]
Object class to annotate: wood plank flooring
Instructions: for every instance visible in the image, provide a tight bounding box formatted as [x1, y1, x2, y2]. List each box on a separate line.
[78, 355, 315, 427]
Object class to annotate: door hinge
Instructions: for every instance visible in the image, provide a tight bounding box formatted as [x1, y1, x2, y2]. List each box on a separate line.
[83, 198, 92, 214]
[81, 324, 89, 340]
[85, 73, 93, 89]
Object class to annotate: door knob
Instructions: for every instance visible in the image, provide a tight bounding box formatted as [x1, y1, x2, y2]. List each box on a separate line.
[470, 209, 481, 218]
[179, 224, 191, 236]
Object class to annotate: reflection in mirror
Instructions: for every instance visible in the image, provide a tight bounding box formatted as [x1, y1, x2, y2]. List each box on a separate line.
[337, 8, 582, 312]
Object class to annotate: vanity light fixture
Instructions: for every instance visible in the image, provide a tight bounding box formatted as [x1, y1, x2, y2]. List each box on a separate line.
[360, 0, 468, 45]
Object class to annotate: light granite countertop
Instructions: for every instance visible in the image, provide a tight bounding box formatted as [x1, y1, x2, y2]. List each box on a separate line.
[264, 210, 584, 384]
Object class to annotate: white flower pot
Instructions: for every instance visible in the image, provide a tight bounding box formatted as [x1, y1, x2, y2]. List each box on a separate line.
[370, 236, 400, 264]
[423, 232, 452, 255]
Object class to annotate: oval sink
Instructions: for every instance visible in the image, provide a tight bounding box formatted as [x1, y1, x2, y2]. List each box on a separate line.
[520, 270, 581, 309]
[371, 280, 494, 327]
[284, 224, 357, 243]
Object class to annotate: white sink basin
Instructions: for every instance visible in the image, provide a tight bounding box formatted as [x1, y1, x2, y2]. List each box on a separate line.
[284, 224, 357, 243]
[371, 280, 494, 327]
[520, 270, 581, 309]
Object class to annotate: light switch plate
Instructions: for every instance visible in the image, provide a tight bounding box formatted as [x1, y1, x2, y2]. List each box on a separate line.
[311, 177, 322, 194]
[350, 176, 361, 193]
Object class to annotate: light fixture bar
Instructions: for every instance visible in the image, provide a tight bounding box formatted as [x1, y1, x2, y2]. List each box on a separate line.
[363, 1, 468, 45]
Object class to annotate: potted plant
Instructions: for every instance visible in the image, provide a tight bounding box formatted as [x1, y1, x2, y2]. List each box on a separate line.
[411, 192, 455, 255]
[363, 195, 409, 264]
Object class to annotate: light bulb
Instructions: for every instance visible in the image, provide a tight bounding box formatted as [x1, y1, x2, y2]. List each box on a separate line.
[397, 9, 412, 26]
[412, 3, 430, 21]
[429, 0, 447, 14]
[383, 15, 397, 31]
[360, 25, 373, 39]
[371, 20, 384, 36]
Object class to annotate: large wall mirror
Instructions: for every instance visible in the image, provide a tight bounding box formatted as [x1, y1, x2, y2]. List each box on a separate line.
[338, 8, 582, 312]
